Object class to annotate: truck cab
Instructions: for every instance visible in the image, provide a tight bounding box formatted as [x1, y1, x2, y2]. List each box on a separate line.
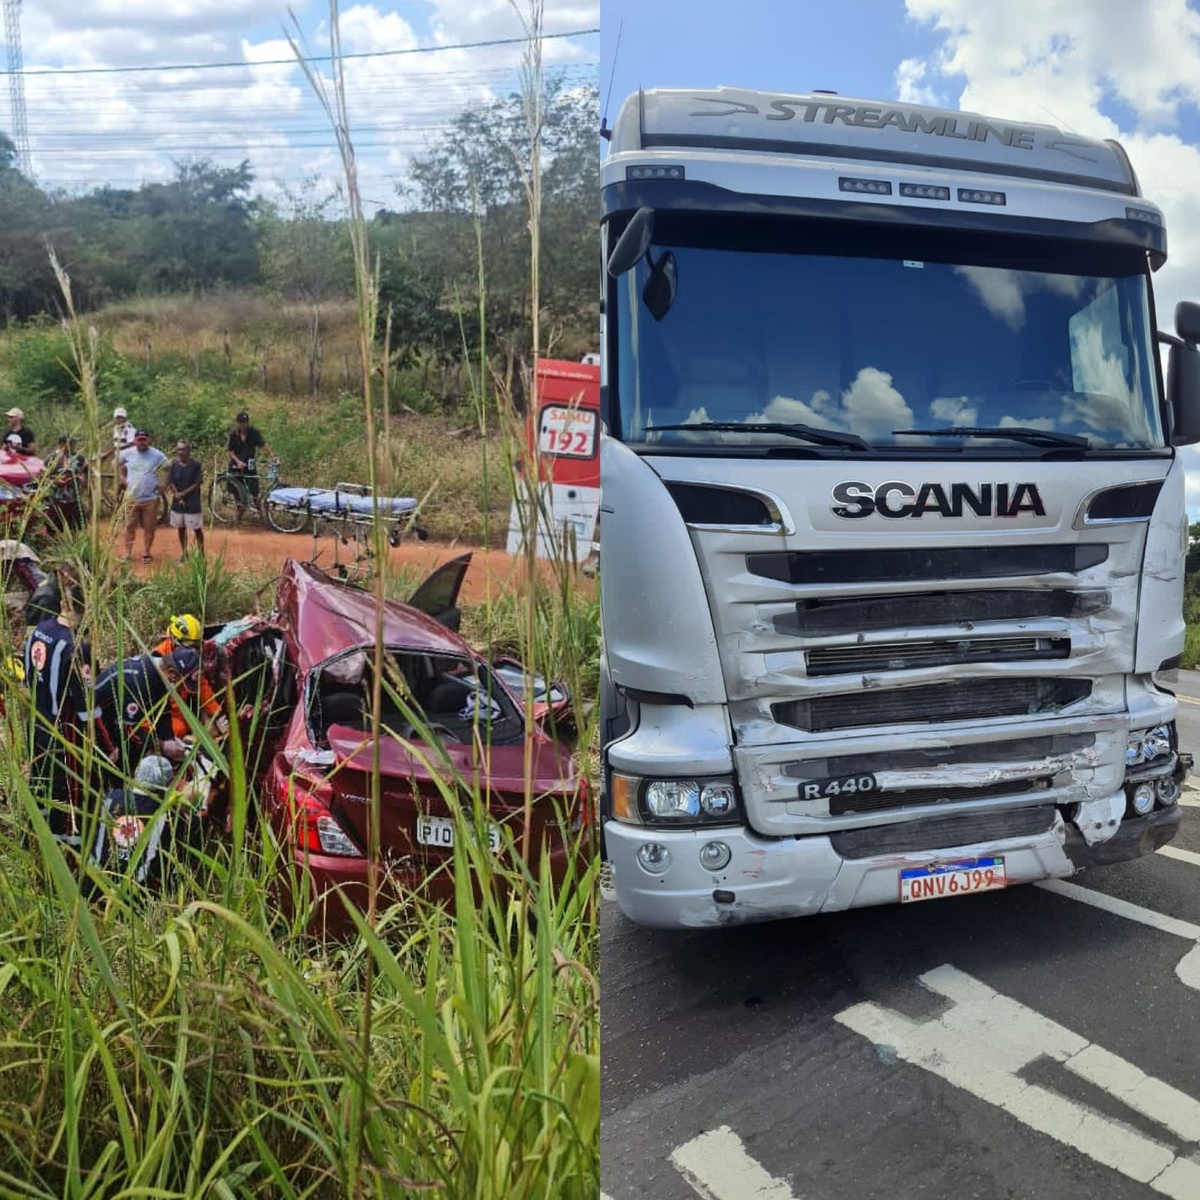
[599, 87, 1200, 928]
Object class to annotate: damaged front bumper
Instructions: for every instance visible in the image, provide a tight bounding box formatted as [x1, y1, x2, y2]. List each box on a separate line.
[605, 787, 1184, 928]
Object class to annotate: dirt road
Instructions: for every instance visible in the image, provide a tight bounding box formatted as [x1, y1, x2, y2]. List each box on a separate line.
[117, 521, 594, 606]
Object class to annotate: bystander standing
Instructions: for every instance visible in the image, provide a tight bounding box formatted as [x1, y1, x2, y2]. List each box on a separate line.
[120, 431, 168, 563]
[166, 440, 204, 559]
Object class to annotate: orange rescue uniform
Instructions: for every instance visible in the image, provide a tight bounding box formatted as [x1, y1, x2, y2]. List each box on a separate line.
[152, 637, 222, 738]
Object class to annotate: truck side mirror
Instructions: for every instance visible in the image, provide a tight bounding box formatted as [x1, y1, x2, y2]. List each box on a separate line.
[1168, 301, 1200, 446]
[607, 207, 654, 276]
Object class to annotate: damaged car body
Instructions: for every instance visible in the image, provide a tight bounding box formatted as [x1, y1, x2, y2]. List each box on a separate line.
[216, 556, 583, 933]
[599, 87, 1198, 928]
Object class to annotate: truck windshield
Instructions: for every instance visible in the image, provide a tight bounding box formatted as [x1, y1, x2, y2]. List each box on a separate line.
[613, 217, 1164, 453]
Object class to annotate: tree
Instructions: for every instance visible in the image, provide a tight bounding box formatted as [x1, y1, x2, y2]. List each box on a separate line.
[258, 177, 354, 305]
[401, 78, 599, 365]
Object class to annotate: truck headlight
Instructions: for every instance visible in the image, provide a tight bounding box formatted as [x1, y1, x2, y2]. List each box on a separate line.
[1128, 724, 1174, 767]
[1142, 725, 1172, 761]
[610, 773, 741, 826]
[644, 780, 701, 821]
[1126, 732, 1145, 767]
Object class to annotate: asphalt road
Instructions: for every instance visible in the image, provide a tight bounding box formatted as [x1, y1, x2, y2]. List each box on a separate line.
[601, 678, 1200, 1200]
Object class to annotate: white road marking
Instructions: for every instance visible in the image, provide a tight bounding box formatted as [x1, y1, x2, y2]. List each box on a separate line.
[1159, 845, 1200, 868]
[1178, 796, 1200, 809]
[1035, 879, 1200, 940]
[836, 964, 1200, 1198]
[670, 1127, 801, 1200]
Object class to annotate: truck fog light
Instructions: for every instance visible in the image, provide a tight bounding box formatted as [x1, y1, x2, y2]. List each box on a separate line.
[699, 841, 732, 871]
[700, 783, 736, 818]
[1157, 777, 1181, 806]
[644, 780, 700, 821]
[1130, 783, 1156, 816]
[636, 843, 671, 874]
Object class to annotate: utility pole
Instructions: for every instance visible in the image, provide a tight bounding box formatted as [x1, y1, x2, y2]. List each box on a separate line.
[2, 0, 31, 177]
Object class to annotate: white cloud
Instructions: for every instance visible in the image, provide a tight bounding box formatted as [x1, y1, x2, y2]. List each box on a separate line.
[842, 367, 916, 439]
[895, 57, 940, 107]
[953, 265, 1028, 331]
[755, 389, 840, 429]
[931, 395, 977, 424]
[12, 1, 597, 198]
[903, 0, 1200, 505]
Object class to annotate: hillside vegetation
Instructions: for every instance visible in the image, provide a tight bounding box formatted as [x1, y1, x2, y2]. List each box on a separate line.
[0, 308, 511, 543]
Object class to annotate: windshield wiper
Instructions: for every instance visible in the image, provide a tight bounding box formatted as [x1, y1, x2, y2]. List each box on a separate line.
[893, 426, 1090, 449]
[645, 421, 869, 450]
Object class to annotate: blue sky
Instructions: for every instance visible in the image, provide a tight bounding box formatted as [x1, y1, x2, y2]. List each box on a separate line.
[601, 0, 931, 121]
[600, 0, 1200, 513]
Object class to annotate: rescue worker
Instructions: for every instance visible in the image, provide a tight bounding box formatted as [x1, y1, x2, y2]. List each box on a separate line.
[24, 561, 74, 632]
[93, 648, 201, 776]
[90, 754, 184, 895]
[151, 613, 224, 736]
[23, 593, 93, 846]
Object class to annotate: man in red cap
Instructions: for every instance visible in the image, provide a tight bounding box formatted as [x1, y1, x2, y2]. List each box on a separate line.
[119, 430, 168, 563]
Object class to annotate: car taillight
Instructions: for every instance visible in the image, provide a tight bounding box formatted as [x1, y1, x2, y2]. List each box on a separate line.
[287, 776, 360, 857]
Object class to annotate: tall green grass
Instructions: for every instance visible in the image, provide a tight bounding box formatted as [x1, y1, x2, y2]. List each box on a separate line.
[0, 1, 598, 1195]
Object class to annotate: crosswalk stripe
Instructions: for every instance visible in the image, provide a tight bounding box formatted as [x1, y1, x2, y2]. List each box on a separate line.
[1036, 879, 1200, 939]
[670, 1127, 801, 1200]
[836, 965, 1200, 1198]
[1158, 845, 1200, 868]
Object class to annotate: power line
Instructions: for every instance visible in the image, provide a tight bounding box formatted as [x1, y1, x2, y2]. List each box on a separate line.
[0, 28, 599, 79]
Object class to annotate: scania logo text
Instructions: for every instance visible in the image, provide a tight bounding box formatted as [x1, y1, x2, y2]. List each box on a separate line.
[832, 481, 1046, 519]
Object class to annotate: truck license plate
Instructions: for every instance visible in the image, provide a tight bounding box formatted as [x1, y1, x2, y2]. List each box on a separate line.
[416, 815, 500, 853]
[899, 856, 1006, 903]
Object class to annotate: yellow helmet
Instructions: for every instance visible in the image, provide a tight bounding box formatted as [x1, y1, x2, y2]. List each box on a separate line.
[167, 613, 202, 646]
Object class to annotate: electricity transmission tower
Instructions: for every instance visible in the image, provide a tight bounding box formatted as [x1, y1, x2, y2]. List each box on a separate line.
[2, 0, 31, 176]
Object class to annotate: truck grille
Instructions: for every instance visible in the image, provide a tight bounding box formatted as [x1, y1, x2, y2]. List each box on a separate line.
[828, 805, 1056, 859]
[773, 678, 1092, 732]
[748, 544, 1107, 586]
[827, 777, 1052, 817]
[776, 589, 1111, 637]
[783, 733, 1095, 779]
[806, 635, 1070, 676]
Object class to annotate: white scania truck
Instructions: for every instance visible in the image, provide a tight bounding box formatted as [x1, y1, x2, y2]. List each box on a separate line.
[599, 87, 1200, 928]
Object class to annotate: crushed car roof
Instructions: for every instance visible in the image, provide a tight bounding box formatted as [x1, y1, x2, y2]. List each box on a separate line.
[275, 558, 473, 672]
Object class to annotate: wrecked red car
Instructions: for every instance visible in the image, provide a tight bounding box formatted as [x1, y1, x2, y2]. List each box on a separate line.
[210, 555, 585, 933]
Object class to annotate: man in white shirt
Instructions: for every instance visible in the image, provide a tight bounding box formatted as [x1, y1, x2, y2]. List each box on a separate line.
[103, 407, 137, 503]
[119, 431, 168, 563]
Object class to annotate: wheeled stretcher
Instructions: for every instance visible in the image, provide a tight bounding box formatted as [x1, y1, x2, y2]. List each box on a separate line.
[265, 481, 428, 543]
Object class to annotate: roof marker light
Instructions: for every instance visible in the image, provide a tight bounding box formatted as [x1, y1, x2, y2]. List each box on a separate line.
[958, 188, 1006, 206]
[839, 176, 892, 196]
[1126, 206, 1163, 226]
[626, 164, 685, 181]
[900, 183, 951, 201]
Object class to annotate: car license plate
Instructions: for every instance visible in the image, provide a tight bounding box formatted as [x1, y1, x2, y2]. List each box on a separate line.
[899, 856, 1006, 904]
[416, 815, 500, 852]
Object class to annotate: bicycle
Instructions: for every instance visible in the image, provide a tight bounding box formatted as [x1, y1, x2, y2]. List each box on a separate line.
[207, 459, 307, 533]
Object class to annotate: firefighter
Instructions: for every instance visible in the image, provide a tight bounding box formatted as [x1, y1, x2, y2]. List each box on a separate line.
[151, 613, 224, 736]
[23, 598, 93, 846]
[93, 648, 202, 776]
